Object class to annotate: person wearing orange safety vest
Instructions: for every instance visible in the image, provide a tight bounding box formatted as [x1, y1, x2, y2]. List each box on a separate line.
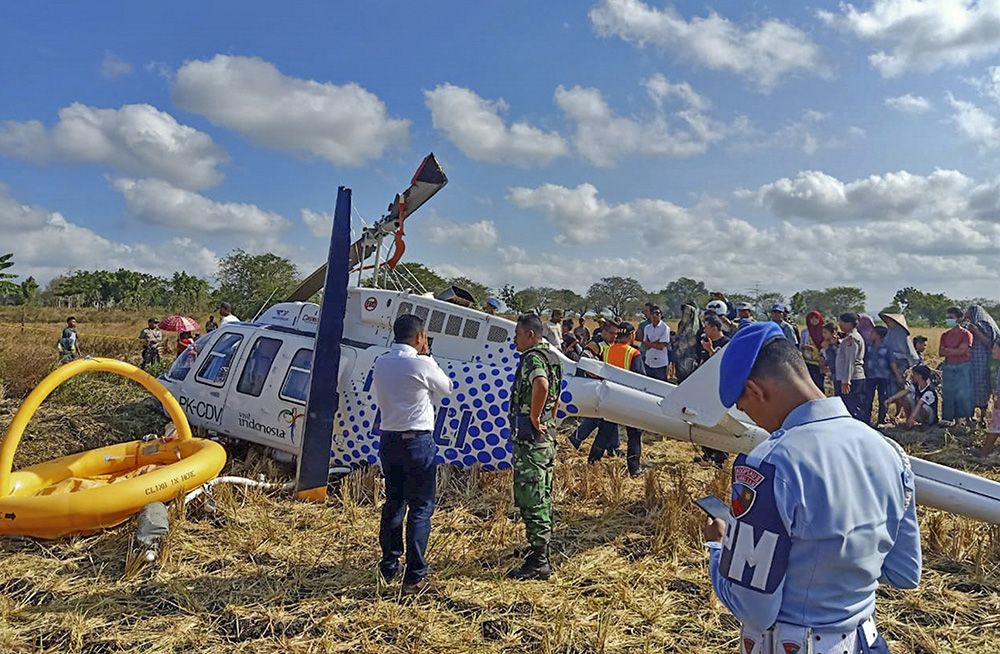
[589, 322, 649, 477]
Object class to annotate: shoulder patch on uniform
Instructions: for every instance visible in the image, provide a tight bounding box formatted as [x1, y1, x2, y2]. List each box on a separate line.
[732, 465, 763, 518]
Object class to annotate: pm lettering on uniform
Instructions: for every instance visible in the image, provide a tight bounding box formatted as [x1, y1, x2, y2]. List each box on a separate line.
[723, 522, 780, 591]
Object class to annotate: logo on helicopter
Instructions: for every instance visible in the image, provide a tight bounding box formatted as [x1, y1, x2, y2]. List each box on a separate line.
[238, 411, 288, 440]
[279, 408, 305, 443]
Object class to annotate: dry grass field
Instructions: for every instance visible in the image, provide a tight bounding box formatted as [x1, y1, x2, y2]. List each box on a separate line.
[0, 310, 997, 653]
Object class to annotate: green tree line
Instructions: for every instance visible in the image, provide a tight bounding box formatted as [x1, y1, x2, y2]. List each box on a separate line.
[0, 250, 299, 319]
[4, 250, 997, 326]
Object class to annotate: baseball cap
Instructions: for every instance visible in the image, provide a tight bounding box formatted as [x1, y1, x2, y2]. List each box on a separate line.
[616, 321, 635, 340]
[735, 302, 752, 311]
[719, 321, 785, 408]
[770, 303, 787, 313]
[487, 298, 499, 308]
[706, 299, 727, 314]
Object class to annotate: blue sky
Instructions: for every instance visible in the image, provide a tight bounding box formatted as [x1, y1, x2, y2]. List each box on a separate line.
[2, 0, 1000, 311]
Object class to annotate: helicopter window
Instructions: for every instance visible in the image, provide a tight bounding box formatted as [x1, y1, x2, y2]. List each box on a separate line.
[462, 320, 480, 340]
[487, 325, 509, 343]
[396, 301, 413, 319]
[280, 348, 314, 404]
[445, 314, 463, 336]
[236, 337, 282, 397]
[166, 332, 212, 381]
[414, 305, 429, 322]
[428, 310, 445, 333]
[195, 332, 244, 387]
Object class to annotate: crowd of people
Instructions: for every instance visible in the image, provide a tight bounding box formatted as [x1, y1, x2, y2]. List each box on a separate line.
[520, 292, 1000, 460]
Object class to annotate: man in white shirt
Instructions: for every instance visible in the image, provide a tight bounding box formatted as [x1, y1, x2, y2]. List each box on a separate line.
[372, 314, 453, 594]
[642, 305, 670, 381]
[218, 302, 240, 324]
[543, 309, 563, 347]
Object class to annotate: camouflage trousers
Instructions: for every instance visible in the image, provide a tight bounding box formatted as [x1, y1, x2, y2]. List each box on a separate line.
[511, 438, 556, 548]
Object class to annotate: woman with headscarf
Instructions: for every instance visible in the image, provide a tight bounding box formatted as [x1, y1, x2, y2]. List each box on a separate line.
[965, 305, 999, 427]
[799, 310, 825, 391]
[879, 312, 920, 399]
[673, 304, 700, 383]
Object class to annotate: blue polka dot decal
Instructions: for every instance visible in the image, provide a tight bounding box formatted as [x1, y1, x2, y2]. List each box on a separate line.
[329, 332, 568, 473]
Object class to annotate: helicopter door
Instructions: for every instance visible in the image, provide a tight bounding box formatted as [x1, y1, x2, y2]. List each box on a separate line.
[187, 329, 248, 428]
[270, 344, 359, 455]
[218, 334, 290, 450]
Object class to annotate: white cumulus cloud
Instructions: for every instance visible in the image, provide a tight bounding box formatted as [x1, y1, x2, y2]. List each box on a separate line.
[590, 0, 826, 92]
[0, 103, 228, 190]
[819, 0, 1000, 77]
[424, 84, 568, 167]
[0, 182, 220, 283]
[507, 182, 704, 245]
[885, 94, 932, 113]
[644, 73, 712, 112]
[172, 54, 409, 167]
[424, 214, 498, 250]
[100, 51, 133, 79]
[969, 65, 1000, 105]
[502, 174, 1000, 305]
[948, 93, 1000, 150]
[113, 177, 289, 235]
[739, 168, 975, 221]
[554, 81, 735, 166]
[730, 110, 863, 156]
[301, 209, 333, 239]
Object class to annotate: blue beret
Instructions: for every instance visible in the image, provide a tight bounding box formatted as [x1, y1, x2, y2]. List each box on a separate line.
[719, 321, 785, 408]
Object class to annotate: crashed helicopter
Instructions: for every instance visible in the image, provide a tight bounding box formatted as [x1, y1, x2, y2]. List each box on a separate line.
[159, 153, 1000, 525]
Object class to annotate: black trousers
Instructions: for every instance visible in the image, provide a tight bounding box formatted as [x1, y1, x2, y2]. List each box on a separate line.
[589, 422, 642, 474]
[378, 430, 436, 583]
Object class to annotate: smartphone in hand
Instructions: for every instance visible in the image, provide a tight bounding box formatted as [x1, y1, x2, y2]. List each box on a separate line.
[694, 495, 731, 520]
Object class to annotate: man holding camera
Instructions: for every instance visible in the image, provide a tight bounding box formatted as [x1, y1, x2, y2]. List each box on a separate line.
[698, 314, 730, 365]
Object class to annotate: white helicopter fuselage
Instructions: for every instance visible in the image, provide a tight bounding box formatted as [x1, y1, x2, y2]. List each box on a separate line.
[162, 289, 547, 470]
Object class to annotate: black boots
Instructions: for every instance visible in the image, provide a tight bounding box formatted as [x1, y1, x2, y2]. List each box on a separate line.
[507, 546, 551, 581]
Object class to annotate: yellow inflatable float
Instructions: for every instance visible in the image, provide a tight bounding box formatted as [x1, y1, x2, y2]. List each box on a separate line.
[0, 357, 227, 539]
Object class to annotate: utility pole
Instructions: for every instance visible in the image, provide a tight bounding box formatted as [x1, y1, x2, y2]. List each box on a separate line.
[748, 282, 764, 316]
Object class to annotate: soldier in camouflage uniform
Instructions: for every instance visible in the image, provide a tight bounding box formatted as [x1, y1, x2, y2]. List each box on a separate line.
[508, 313, 563, 581]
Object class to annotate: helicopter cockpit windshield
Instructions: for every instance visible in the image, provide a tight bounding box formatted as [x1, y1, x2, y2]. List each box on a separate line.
[167, 332, 216, 382]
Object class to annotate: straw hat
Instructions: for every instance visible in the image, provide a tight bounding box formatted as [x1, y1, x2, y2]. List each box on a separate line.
[878, 312, 910, 334]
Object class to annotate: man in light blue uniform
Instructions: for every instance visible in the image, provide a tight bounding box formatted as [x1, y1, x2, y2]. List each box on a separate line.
[703, 321, 921, 654]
